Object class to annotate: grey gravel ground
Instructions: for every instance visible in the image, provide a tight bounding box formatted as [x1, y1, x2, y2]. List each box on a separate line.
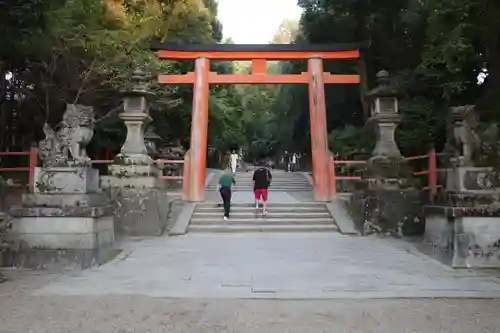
[1, 270, 500, 333]
[2, 232, 500, 332]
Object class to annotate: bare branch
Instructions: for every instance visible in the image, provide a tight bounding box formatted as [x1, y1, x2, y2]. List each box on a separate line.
[73, 59, 96, 104]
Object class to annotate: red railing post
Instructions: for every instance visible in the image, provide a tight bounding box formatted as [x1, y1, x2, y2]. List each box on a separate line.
[182, 150, 191, 201]
[328, 155, 337, 199]
[28, 145, 38, 192]
[428, 148, 437, 203]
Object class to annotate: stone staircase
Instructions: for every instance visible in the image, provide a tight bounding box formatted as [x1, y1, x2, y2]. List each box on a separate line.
[206, 170, 313, 192]
[188, 202, 338, 233]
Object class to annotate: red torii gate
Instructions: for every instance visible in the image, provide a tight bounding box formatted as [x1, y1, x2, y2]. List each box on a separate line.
[152, 43, 360, 202]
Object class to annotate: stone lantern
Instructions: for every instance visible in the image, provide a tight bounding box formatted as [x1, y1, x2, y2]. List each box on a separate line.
[116, 68, 155, 165]
[106, 68, 160, 182]
[348, 70, 421, 238]
[365, 70, 402, 160]
[101, 68, 169, 237]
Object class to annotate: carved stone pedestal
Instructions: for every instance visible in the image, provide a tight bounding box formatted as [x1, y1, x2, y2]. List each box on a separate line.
[445, 166, 500, 194]
[34, 167, 99, 194]
[423, 167, 500, 268]
[424, 206, 500, 268]
[7, 167, 114, 269]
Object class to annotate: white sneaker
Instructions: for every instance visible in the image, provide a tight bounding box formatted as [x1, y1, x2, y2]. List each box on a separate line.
[223, 216, 228, 221]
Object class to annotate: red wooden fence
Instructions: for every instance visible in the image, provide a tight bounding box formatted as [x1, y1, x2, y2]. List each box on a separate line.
[1, 146, 438, 202]
[0, 146, 38, 192]
[329, 149, 438, 202]
[0, 147, 187, 197]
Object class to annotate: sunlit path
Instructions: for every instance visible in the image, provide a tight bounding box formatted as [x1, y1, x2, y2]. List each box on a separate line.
[35, 232, 500, 299]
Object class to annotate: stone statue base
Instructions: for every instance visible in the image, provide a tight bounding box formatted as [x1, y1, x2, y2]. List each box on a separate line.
[422, 166, 500, 268]
[445, 166, 500, 194]
[424, 206, 500, 268]
[6, 167, 114, 269]
[34, 167, 99, 194]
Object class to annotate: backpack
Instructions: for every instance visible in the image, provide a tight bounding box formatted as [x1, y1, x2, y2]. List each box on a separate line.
[262, 168, 271, 186]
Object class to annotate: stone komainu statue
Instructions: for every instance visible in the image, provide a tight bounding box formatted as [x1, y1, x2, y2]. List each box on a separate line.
[447, 105, 481, 166]
[38, 104, 95, 167]
[444, 104, 500, 167]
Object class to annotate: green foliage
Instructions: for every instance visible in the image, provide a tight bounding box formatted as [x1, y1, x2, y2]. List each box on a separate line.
[271, 0, 500, 158]
[0, 0, 239, 155]
[2, 0, 499, 169]
[328, 125, 374, 159]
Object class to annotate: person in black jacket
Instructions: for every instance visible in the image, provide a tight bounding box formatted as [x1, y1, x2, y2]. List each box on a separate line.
[252, 161, 272, 216]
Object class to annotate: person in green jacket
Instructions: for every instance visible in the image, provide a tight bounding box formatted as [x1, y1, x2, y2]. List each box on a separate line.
[218, 168, 236, 220]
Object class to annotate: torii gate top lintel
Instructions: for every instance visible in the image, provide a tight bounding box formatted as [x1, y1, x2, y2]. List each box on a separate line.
[153, 43, 361, 85]
[151, 42, 361, 61]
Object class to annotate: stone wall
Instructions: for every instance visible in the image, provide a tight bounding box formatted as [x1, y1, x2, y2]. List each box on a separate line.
[349, 187, 425, 236]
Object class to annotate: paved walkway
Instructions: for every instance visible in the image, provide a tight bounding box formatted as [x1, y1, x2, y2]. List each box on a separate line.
[36, 233, 500, 299]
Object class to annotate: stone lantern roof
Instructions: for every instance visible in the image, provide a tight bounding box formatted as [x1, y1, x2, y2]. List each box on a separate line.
[365, 70, 401, 101]
[122, 68, 156, 98]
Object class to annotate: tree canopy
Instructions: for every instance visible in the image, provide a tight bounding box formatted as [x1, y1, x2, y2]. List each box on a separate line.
[1, 0, 499, 166]
[0, 0, 244, 161]
[269, 0, 500, 159]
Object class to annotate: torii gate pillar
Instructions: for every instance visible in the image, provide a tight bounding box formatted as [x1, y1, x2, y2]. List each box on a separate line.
[189, 57, 210, 202]
[308, 58, 330, 201]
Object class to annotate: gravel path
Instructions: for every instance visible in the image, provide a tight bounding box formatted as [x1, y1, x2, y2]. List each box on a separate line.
[1, 271, 500, 333]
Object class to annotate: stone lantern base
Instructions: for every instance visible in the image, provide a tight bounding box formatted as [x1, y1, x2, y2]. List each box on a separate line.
[100, 158, 170, 237]
[347, 157, 424, 237]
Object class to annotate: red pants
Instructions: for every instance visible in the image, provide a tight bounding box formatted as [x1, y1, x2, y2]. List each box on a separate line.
[254, 188, 269, 202]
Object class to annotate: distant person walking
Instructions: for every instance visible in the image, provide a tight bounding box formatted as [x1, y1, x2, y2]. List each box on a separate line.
[218, 167, 236, 220]
[253, 161, 272, 216]
[230, 150, 239, 174]
[282, 150, 290, 172]
[290, 153, 298, 172]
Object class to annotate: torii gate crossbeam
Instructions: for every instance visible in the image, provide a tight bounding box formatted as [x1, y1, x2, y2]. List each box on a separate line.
[152, 43, 361, 202]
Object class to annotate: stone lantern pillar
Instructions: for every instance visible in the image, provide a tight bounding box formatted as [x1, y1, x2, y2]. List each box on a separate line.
[101, 68, 169, 236]
[105, 68, 160, 185]
[112, 68, 155, 165]
[348, 70, 422, 238]
[365, 70, 402, 161]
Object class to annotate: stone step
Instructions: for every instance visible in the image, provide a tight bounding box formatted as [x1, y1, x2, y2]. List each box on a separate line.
[207, 184, 312, 188]
[207, 185, 312, 189]
[230, 178, 309, 184]
[231, 180, 309, 183]
[194, 206, 327, 213]
[231, 180, 308, 183]
[191, 216, 334, 223]
[206, 188, 312, 191]
[214, 183, 311, 186]
[193, 211, 330, 218]
[188, 224, 339, 233]
[195, 202, 325, 208]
